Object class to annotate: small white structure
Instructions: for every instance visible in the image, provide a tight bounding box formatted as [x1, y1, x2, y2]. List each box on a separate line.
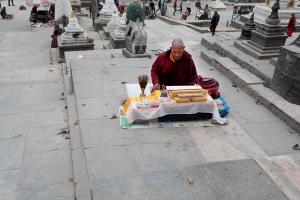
[209, 0, 226, 10]
[61, 11, 89, 44]
[108, 13, 127, 49]
[58, 11, 94, 63]
[253, 0, 300, 25]
[103, 10, 121, 39]
[94, 0, 118, 31]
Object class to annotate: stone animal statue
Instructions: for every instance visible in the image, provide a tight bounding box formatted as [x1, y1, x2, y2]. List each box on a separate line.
[125, 18, 147, 54]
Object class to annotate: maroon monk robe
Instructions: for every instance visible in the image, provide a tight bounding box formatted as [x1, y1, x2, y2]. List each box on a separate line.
[151, 49, 199, 87]
[286, 15, 296, 37]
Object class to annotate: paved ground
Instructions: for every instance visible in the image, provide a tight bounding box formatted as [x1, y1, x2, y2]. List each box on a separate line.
[1, 0, 300, 200]
[0, 0, 74, 199]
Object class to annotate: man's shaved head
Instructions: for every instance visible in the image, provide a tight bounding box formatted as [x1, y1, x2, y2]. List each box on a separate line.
[172, 38, 184, 48]
[170, 38, 185, 61]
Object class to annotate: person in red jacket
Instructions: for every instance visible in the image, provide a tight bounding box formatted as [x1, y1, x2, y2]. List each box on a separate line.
[151, 38, 202, 91]
[286, 13, 296, 37]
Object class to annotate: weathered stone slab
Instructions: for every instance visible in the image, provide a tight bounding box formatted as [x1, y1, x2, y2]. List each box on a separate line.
[85, 145, 144, 180]
[255, 156, 300, 200]
[79, 119, 137, 148]
[105, 58, 154, 68]
[28, 68, 62, 81]
[77, 97, 121, 120]
[20, 149, 73, 190]
[85, 128, 206, 180]
[26, 124, 69, 154]
[0, 169, 19, 200]
[195, 115, 266, 159]
[189, 126, 248, 162]
[182, 159, 289, 200]
[138, 136, 206, 171]
[243, 120, 300, 156]
[30, 110, 67, 128]
[74, 81, 104, 99]
[75, 181, 92, 200]
[214, 56, 242, 70]
[72, 148, 89, 183]
[0, 84, 23, 106]
[229, 99, 281, 125]
[71, 69, 107, 82]
[19, 182, 75, 200]
[230, 68, 264, 84]
[102, 81, 128, 97]
[0, 138, 25, 171]
[19, 82, 64, 105]
[122, 49, 152, 59]
[0, 69, 31, 82]
[0, 114, 30, 140]
[91, 170, 193, 200]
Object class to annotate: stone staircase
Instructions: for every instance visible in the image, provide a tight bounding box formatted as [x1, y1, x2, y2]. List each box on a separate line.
[200, 35, 300, 132]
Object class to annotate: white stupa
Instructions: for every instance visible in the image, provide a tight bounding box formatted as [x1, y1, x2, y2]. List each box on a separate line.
[105, 10, 121, 32]
[94, 0, 118, 31]
[112, 13, 127, 39]
[209, 0, 226, 10]
[61, 11, 89, 44]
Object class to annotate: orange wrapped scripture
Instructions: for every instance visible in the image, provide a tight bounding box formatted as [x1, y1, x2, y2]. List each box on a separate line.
[122, 90, 161, 115]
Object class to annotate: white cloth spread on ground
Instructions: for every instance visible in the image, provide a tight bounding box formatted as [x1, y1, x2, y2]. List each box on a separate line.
[125, 84, 228, 125]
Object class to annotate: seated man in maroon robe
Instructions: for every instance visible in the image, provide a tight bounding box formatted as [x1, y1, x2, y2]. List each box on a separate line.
[151, 38, 202, 91]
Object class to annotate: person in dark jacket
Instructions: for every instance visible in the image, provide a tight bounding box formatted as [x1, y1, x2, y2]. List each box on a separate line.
[1, 7, 9, 19]
[151, 38, 202, 90]
[210, 10, 220, 36]
[156, 0, 161, 13]
[149, 0, 155, 13]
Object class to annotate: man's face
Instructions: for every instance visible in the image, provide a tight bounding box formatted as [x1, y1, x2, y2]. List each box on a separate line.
[171, 45, 184, 61]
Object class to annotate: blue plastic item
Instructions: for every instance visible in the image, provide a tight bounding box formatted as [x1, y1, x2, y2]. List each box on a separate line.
[214, 96, 230, 118]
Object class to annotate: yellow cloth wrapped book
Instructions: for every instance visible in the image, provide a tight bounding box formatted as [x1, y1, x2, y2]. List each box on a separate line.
[123, 90, 161, 115]
[170, 89, 208, 103]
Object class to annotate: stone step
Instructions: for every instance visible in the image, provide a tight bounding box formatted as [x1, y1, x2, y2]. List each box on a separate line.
[233, 40, 280, 60]
[230, 68, 264, 85]
[214, 56, 242, 70]
[203, 50, 264, 86]
[68, 57, 155, 70]
[66, 95, 92, 200]
[248, 84, 300, 132]
[212, 39, 274, 85]
[230, 19, 244, 29]
[200, 41, 300, 132]
[50, 48, 59, 65]
[200, 50, 216, 63]
[64, 49, 126, 67]
[270, 57, 278, 66]
[200, 37, 219, 50]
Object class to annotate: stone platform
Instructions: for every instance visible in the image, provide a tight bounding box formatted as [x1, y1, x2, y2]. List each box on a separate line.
[122, 49, 152, 59]
[57, 36, 95, 63]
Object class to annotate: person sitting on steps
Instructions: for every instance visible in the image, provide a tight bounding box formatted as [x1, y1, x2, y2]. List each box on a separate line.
[1, 7, 10, 19]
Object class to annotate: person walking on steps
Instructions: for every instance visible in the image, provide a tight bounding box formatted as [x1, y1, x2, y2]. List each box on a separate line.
[8, 0, 15, 6]
[173, 0, 177, 16]
[186, 0, 191, 16]
[210, 10, 220, 36]
[177, 1, 182, 14]
[156, 0, 162, 13]
[286, 13, 296, 37]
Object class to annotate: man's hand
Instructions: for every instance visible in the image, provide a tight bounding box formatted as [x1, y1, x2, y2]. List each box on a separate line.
[153, 83, 161, 91]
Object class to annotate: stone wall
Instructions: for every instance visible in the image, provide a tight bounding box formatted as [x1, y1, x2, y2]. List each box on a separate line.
[271, 46, 300, 105]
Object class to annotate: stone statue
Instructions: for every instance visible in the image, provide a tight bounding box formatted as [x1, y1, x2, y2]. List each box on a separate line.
[125, 0, 147, 54]
[287, 0, 295, 8]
